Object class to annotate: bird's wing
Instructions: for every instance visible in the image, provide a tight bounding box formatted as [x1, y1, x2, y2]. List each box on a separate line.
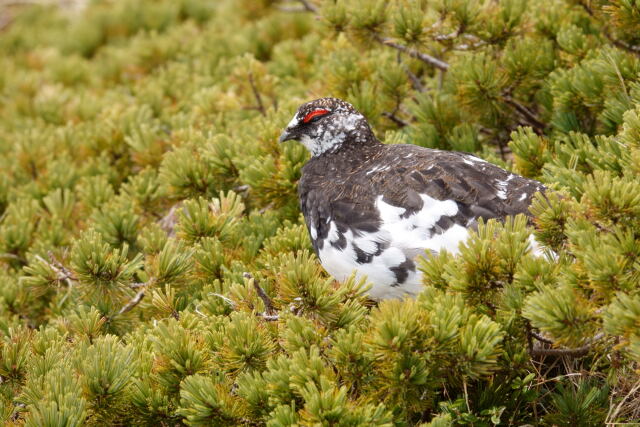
[346, 145, 546, 265]
[298, 173, 383, 256]
[297, 145, 546, 288]
[365, 145, 546, 228]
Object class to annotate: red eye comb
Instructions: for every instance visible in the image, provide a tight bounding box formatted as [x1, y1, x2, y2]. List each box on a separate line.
[303, 109, 330, 123]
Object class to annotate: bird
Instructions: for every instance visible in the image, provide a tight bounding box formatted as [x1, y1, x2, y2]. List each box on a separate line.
[279, 97, 547, 300]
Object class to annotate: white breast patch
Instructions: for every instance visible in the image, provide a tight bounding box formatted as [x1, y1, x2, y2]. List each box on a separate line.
[317, 194, 471, 299]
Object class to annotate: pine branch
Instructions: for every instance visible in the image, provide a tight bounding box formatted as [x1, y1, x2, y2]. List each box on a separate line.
[610, 39, 640, 55]
[433, 31, 459, 42]
[576, 0, 640, 56]
[277, 3, 450, 71]
[233, 184, 250, 194]
[33, 253, 76, 287]
[243, 272, 278, 320]
[247, 71, 266, 116]
[375, 36, 450, 71]
[438, 32, 486, 51]
[47, 251, 76, 282]
[116, 289, 145, 316]
[404, 66, 426, 92]
[503, 95, 546, 134]
[0, 0, 43, 5]
[40, 251, 152, 319]
[297, 0, 317, 13]
[158, 203, 181, 237]
[529, 332, 605, 358]
[258, 202, 275, 214]
[606, 377, 640, 423]
[112, 278, 158, 320]
[530, 330, 554, 345]
[209, 293, 236, 308]
[0, 252, 27, 264]
[531, 344, 589, 357]
[382, 111, 410, 127]
[0, 14, 11, 32]
[276, 5, 306, 12]
[462, 379, 471, 413]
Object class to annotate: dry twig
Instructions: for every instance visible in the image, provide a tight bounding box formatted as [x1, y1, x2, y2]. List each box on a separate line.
[247, 71, 266, 117]
[117, 289, 146, 316]
[33, 253, 76, 286]
[382, 111, 410, 128]
[297, 0, 317, 13]
[503, 95, 546, 134]
[158, 203, 181, 237]
[244, 272, 278, 320]
[607, 377, 640, 423]
[403, 66, 426, 92]
[530, 330, 554, 345]
[0, 252, 27, 264]
[530, 332, 605, 358]
[376, 36, 450, 71]
[576, 1, 640, 57]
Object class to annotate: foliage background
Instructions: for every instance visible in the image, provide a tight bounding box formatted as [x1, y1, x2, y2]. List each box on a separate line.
[0, 0, 640, 425]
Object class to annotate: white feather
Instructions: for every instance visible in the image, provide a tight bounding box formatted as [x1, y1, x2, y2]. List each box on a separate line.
[286, 115, 299, 129]
[317, 194, 471, 299]
[495, 180, 508, 200]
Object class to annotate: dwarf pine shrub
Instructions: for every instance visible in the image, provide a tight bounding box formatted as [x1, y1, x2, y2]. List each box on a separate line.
[0, 0, 639, 424]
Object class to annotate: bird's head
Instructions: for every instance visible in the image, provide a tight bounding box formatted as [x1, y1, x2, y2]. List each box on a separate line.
[279, 98, 375, 157]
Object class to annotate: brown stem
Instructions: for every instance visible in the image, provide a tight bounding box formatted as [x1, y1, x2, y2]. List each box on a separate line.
[610, 39, 640, 55]
[530, 333, 605, 358]
[247, 72, 266, 116]
[298, 0, 318, 13]
[531, 345, 590, 357]
[244, 272, 277, 317]
[0, 15, 11, 32]
[279, 4, 451, 72]
[404, 66, 426, 92]
[577, 1, 640, 56]
[530, 330, 554, 345]
[158, 203, 181, 237]
[276, 5, 306, 12]
[117, 289, 146, 316]
[35, 253, 152, 319]
[0, 252, 27, 264]
[33, 253, 76, 286]
[502, 95, 546, 133]
[382, 111, 410, 127]
[48, 252, 76, 281]
[375, 36, 450, 71]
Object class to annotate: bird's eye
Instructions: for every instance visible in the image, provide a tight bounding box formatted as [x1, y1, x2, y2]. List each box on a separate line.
[302, 109, 330, 123]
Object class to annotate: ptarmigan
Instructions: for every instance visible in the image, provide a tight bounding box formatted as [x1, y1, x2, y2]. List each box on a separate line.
[280, 97, 546, 300]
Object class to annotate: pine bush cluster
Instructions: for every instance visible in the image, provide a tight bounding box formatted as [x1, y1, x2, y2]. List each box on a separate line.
[0, 0, 639, 424]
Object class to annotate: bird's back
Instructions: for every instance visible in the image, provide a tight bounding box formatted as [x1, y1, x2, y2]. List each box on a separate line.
[299, 143, 546, 299]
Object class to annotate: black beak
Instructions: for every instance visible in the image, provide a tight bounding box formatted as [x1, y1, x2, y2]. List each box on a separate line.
[279, 128, 296, 143]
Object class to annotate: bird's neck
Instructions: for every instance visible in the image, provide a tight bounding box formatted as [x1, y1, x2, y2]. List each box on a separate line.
[313, 136, 384, 171]
[308, 113, 381, 157]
